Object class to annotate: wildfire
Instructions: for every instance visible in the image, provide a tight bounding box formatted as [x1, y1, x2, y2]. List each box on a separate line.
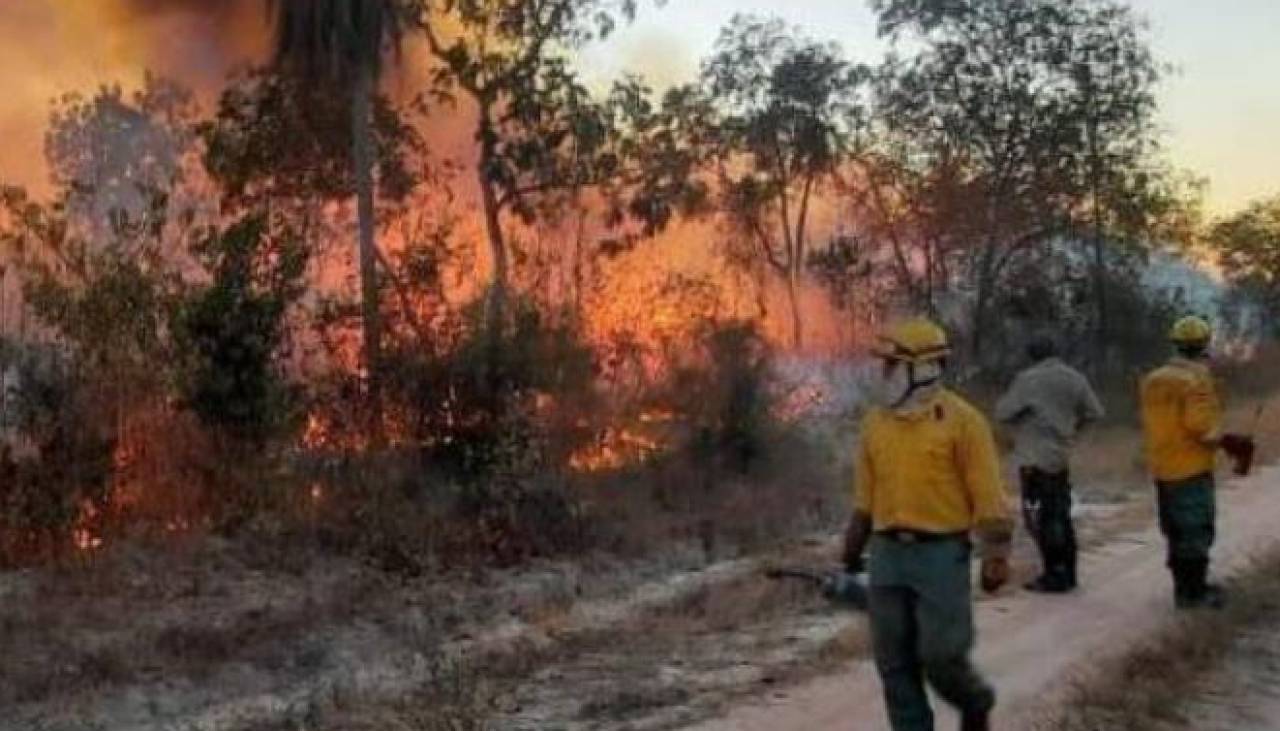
[301, 412, 333, 451]
[569, 409, 674, 473]
[71, 499, 104, 552]
[300, 409, 413, 454]
[639, 409, 676, 424]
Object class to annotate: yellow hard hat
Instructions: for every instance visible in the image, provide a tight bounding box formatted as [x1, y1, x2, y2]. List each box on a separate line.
[873, 318, 951, 364]
[1169, 316, 1212, 346]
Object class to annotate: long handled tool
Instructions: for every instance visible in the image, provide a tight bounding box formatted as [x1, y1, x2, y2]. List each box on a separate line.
[766, 567, 869, 610]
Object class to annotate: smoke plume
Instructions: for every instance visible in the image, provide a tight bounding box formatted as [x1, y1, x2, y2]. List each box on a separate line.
[0, 1, 267, 193]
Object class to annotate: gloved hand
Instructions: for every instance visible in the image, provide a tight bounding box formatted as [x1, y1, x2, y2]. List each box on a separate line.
[844, 554, 866, 575]
[980, 556, 1010, 594]
[842, 511, 872, 575]
[1220, 433, 1257, 476]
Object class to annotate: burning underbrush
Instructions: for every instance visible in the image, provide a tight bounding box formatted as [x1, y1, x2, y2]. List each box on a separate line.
[0, 294, 858, 577]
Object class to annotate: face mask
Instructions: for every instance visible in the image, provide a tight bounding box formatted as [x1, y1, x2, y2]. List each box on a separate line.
[869, 361, 910, 409]
[867, 360, 943, 410]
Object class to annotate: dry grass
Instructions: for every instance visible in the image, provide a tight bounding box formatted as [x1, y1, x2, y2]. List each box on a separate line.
[456, 548, 858, 729]
[0, 540, 393, 714]
[1046, 550, 1280, 731]
[581, 427, 848, 563]
[1071, 422, 1148, 503]
[244, 658, 492, 731]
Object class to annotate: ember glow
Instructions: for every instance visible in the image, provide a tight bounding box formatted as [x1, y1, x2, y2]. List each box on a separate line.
[569, 409, 674, 474]
[5, 0, 1244, 571]
[71, 500, 105, 553]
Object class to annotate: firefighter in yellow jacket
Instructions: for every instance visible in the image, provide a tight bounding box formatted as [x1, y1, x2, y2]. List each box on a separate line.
[843, 318, 1014, 731]
[1140, 316, 1253, 609]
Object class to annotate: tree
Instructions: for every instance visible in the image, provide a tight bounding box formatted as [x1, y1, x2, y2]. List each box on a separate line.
[419, 0, 690, 334]
[1211, 196, 1280, 330]
[807, 232, 881, 335]
[697, 16, 869, 348]
[45, 75, 201, 245]
[199, 67, 427, 381]
[267, 0, 418, 440]
[174, 214, 308, 445]
[199, 68, 422, 216]
[870, 0, 1168, 364]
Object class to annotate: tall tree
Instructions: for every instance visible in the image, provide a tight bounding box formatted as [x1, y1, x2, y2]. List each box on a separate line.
[871, 0, 1167, 364]
[174, 214, 308, 446]
[697, 16, 869, 349]
[419, 0, 690, 333]
[1211, 196, 1280, 332]
[45, 75, 200, 247]
[267, 0, 416, 439]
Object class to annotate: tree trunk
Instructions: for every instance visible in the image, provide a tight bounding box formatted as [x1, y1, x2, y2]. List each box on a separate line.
[970, 240, 999, 362]
[1090, 124, 1109, 374]
[1092, 225, 1108, 370]
[786, 267, 804, 350]
[791, 174, 816, 351]
[351, 64, 384, 445]
[477, 114, 509, 339]
[924, 239, 936, 315]
[572, 210, 586, 319]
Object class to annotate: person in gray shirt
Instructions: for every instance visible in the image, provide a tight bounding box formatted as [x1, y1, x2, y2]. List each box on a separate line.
[996, 334, 1105, 593]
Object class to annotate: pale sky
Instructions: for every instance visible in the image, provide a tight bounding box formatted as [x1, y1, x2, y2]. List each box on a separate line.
[581, 0, 1280, 215]
[0, 1, 1274, 216]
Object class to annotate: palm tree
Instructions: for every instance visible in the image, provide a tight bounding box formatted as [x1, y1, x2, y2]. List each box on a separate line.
[267, 0, 413, 441]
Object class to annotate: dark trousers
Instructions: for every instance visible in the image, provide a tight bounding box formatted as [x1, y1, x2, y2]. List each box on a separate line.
[868, 535, 995, 731]
[1156, 472, 1217, 600]
[1020, 467, 1077, 587]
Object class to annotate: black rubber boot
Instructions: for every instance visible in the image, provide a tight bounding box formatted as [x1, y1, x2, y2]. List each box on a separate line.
[1063, 532, 1078, 590]
[1189, 558, 1225, 609]
[1176, 559, 1225, 610]
[960, 708, 991, 731]
[1024, 574, 1072, 594]
[1171, 560, 1194, 609]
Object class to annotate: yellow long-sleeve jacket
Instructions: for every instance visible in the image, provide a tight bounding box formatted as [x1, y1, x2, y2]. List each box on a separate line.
[854, 389, 1013, 555]
[1140, 357, 1222, 482]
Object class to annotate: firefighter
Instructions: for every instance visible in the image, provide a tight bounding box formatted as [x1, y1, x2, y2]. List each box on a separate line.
[996, 334, 1105, 593]
[1139, 316, 1253, 610]
[844, 318, 1014, 731]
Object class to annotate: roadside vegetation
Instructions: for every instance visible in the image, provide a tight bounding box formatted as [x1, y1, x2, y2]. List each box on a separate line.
[3, 0, 1280, 729]
[1050, 549, 1280, 731]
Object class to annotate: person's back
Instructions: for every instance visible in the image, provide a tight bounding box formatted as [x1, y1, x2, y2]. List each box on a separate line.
[1137, 315, 1253, 610]
[996, 337, 1103, 594]
[1140, 358, 1219, 482]
[997, 357, 1104, 473]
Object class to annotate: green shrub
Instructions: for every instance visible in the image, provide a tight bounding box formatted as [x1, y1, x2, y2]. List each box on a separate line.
[0, 341, 114, 566]
[173, 214, 307, 445]
[673, 320, 776, 473]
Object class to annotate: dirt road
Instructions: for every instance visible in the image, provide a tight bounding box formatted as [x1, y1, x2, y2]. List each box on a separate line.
[689, 465, 1280, 731]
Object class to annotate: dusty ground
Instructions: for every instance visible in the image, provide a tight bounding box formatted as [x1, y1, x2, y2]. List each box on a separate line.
[1175, 627, 1280, 731]
[688, 464, 1280, 731]
[5, 409, 1268, 731]
[1045, 548, 1280, 731]
[0, 418, 1156, 731]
